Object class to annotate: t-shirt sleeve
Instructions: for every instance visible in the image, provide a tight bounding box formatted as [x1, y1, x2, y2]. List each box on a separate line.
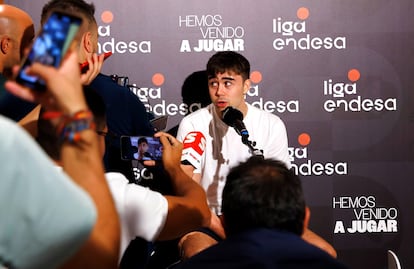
[176, 117, 203, 173]
[123, 183, 168, 242]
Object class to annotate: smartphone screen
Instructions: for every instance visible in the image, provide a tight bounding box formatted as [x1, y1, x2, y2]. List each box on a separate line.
[16, 11, 82, 91]
[121, 136, 163, 161]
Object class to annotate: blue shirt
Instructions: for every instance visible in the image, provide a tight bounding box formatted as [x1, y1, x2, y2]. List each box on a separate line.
[177, 228, 349, 269]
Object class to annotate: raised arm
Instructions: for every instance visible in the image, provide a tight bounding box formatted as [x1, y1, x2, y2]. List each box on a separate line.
[5, 50, 120, 269]
[152, 132, 211, 241]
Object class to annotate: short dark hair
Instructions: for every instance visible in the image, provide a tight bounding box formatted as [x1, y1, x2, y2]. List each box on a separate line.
[206, 51, 250, 81]
[138, 137, 148, 145]
[222, 157, 306, 236]
[41, 0, 96, 28]
[181, 70, 211, 109]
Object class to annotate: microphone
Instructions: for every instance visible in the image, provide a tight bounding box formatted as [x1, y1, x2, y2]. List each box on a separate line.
[181, 131, 206, 169]
[222, 107, 264, 158]
[222, 106, 249, 142]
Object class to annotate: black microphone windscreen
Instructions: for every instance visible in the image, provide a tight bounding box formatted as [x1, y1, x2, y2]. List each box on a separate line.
[222, 107, 243, 127]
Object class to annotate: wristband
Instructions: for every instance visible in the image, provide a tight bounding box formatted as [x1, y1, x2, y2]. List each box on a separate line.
[60, 110, 96, 143]
[43, 110, 96, 143]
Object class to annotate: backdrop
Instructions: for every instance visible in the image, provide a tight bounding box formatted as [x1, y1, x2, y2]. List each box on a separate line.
[7, 1, 414, 268]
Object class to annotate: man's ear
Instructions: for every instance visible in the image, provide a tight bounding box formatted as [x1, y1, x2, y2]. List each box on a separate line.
[243, 79, 251, 95]
[0, 36, 11, 54]
[82, 32, 94, 53]
[303, 206, 311, 231]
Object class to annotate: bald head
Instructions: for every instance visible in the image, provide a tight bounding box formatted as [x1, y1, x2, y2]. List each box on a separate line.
[0, 4, 35, 76]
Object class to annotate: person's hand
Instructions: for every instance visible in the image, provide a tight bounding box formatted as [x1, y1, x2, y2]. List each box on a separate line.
[80, 53, 104, 85]
[5, 49, 87, 114]
[144, 132, 182, 172]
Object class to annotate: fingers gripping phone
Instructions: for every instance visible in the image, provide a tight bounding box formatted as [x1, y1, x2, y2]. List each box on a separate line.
[16, 11, 82, 91]
[121, 136, 163, 161]
[80, 51, 112, 74]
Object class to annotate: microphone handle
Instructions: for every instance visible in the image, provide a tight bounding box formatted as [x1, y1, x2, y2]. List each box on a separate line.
[233, 120, 249, 138]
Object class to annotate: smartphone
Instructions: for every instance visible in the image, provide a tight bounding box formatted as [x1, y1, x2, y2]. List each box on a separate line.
[16, 11, 82, 91]
[121, 136, 163, 161]
[80, 51, 113, 73]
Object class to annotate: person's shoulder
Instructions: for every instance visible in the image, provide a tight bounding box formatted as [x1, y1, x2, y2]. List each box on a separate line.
[91, 73, 147, 106]
[91, 73, 130, 92]
[253, 229, 348, 268]
[178, 228, 348, 269]
[105, 172, 129, 188]
[105, 172, 158, 199]
[0, 115, 32, 147]
[105, 172, 129, 183]
[0, 114, 15, 129]
[91, 73, 113, 84]
[178, 107, 212, 137]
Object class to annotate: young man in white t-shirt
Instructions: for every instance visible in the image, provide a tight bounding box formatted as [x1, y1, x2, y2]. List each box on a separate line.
[176, 51, 337, 259]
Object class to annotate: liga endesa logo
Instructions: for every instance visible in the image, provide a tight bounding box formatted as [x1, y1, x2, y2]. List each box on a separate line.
[289, 133, 348, 176]
[272, 7, 346, 51]
[130, 70, 301, 117]
[245, 71, 299, 113]
[323, 69, 397, 112]
[97, 10, 151, 54]
[128, 73, 203, 117]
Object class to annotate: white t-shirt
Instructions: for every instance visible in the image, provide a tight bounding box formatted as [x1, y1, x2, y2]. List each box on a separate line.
[105, 172, 168, 259]
[177, 103, 291, 214]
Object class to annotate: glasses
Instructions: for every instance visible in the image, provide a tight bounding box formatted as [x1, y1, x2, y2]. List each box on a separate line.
[96, 130, 108, 137]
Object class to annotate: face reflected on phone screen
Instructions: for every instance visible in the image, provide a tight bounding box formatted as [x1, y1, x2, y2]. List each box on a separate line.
[121, 136, 163, 161]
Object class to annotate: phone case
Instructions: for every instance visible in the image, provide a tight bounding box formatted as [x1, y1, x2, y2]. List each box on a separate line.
[16, 11, 82, 91]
